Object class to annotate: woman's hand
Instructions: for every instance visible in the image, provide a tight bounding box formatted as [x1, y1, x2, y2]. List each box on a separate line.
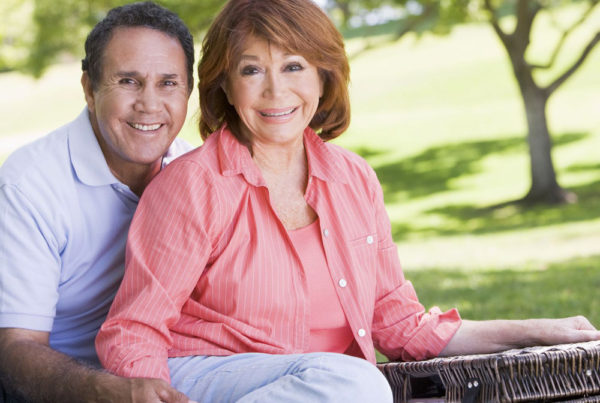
[439, 316, 600, 357]
[525, 316, 600, 345]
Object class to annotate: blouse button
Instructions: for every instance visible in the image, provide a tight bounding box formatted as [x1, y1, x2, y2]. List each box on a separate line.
[338, 279, 347, 288]
[358, 328, 366, 337]
[323, 228, 330, 238]
[366, 235, 374, 244]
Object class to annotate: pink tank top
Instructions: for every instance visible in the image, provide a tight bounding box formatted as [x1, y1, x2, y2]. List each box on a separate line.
[288, 219, 354, 353]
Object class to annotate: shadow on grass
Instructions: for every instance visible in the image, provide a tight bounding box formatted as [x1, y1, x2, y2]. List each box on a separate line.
[405, 255, 600, 324]
[567, 162, 600, 172]
[353, 132, 587, 204]
[414, 179, 600, 238]
[349, 132, 597, 240]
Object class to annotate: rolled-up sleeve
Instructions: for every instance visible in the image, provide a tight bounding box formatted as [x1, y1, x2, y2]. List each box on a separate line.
[368, 165, 461, 361]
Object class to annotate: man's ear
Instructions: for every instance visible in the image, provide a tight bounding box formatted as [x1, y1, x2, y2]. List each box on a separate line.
[81, 72, 95, 112]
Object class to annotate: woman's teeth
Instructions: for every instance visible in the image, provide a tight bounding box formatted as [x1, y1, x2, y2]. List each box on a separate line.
[261, 108, 296, 117]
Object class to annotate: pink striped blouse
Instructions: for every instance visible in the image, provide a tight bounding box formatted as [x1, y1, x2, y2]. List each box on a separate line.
[287, 219, 354, 353]
[96, 127, 461, 382]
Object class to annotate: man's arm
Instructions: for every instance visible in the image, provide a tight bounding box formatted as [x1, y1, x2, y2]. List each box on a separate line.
[440, 316, 600, 357]
[0, 328, 192, 403]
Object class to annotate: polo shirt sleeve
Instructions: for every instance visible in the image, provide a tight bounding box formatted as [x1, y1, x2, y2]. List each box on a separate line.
[366, 165, 461, 361]
[0, 184, 61, 331]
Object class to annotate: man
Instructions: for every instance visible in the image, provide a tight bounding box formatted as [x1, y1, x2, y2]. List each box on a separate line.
[0, 2, 196, 402]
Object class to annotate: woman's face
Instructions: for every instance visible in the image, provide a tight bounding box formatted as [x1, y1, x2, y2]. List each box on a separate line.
[223, 37, 323, 148]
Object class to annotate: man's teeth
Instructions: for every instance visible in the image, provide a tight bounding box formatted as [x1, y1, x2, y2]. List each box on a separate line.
[261, 108, 295, 117]
[131, 123, 161, 131]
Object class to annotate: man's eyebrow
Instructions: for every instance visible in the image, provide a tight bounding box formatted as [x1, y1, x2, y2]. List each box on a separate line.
[115, 72, 181, 79]
[116, 71, 140, 77]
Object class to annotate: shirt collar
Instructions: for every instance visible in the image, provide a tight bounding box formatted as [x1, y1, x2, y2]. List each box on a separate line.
[303, 127, 351, 185]
[69, 108, 121, 187]
[217, 126, 265, 187]
[68, 108, 191, 188]
[217, 125, 351, 186]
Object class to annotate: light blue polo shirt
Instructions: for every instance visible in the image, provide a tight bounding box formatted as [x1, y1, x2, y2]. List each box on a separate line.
[0, 109, 191, 365]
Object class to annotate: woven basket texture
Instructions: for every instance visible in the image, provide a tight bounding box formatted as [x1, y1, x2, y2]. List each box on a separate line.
[377, 341, 600, 402]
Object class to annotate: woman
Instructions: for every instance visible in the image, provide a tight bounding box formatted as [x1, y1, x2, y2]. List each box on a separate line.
[96, 0, 600, 401]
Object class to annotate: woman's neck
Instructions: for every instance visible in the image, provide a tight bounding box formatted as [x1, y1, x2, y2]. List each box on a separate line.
[251, 136, 306, 176]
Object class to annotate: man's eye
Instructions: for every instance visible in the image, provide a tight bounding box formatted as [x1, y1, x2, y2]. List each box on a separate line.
[163, 80, 177, 86]
[119, 78, 136, 85]
[241, 66, 260, 76]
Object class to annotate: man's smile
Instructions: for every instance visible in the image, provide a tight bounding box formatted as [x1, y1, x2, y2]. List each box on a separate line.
[128, 122, 163, 131]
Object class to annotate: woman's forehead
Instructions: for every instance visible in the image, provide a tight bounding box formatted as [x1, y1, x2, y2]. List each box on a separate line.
[230, 35, 307, 66]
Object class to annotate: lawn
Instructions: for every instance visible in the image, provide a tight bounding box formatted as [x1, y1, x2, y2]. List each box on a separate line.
[1, 6, 599, 332]
[340, 12, 600, 309]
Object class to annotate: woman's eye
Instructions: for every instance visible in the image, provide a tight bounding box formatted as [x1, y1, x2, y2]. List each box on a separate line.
[285, 63, 304, 72]
[241, 66, 260, 76]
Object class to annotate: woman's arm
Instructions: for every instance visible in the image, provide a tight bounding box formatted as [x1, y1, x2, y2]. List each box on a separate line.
[96, 161, 218, 381]
[440, 316, 600, 356]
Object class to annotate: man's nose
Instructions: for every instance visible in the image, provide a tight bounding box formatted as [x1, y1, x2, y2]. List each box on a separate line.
[134, 85, 161, 113]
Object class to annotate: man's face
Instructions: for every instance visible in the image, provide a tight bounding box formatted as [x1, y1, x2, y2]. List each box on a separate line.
[82, 27, 189, 180]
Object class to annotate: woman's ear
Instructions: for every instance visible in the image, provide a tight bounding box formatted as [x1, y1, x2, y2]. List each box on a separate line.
[318, 71, 325, 98]
[221, 80, 233, 105]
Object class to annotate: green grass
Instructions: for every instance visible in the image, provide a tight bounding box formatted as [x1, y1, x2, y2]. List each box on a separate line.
[337, 11, 600, 327]
[2, 7, 600, 332]
[410, 255, 600, 320]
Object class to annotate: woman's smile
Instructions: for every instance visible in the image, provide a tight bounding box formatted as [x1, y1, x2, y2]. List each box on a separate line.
[258, 107, 298, 118]
[223, 36, 323, 148]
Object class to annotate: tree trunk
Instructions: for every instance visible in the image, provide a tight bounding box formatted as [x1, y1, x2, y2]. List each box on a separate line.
[518, 85, 571, 203]
[510, 56, 574, 204]
[485, 0, 583, 205]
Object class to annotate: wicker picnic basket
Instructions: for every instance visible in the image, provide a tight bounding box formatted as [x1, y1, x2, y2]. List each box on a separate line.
[377, 341, 600, 402]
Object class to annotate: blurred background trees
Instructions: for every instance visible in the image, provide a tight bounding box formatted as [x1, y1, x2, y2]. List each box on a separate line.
[0, 0, 223, 76]
[2, 0, 599, 321]
[323, 0, 600, 204]
[1, 0, 599, 205]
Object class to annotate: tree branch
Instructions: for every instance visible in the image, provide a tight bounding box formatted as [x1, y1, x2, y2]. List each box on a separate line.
[531, 1, 600, 70]
[348, 2, 438, 61]
[483, 0, 510, 48]
[513, 0, 542, 49]
[545, 31, 600, 96]
[394, 3, 437, 40]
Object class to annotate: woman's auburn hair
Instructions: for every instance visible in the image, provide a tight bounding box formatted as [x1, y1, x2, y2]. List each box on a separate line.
[198, 0, 351, 143]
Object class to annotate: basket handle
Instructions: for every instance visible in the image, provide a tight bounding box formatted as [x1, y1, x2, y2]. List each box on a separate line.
[462, 378, 481, 403]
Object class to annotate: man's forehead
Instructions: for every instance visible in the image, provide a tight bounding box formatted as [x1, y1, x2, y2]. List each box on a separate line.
[104, 26, 179, 51]
[101, 26, 186, 74]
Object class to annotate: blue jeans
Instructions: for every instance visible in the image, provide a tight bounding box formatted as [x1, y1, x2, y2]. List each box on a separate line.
[168, 352, 393, 402]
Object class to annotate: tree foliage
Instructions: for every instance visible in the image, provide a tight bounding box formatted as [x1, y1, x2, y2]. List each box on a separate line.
[0, 0, 223, 77]
[0, 0, 34, 72]
[326, 0, 600, 204]
[2, 0, 598, 204]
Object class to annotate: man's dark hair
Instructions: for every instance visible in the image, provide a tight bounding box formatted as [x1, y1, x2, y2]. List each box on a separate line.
[82, 1, 194, 91]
